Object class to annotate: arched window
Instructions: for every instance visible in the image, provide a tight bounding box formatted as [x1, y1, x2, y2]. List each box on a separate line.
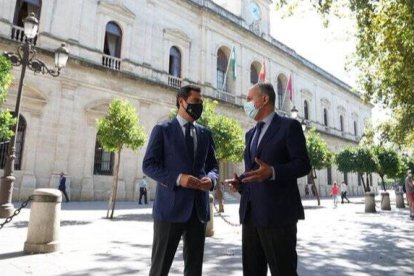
[103, 21, 122, 58]
[277, 77, 284, 110]
[13, 0, 42, 27]
[0, 115, 26, 170]
[354, 121, 358, 136]
[340, 115, 344, 132]
[169, 46, 181, 78]
[217, 49, 228, 91]
[304, 100, 309, 120]
[250, 64, 258, 85]
[93, 140, 114, 175]
[323, 108, 328, 126]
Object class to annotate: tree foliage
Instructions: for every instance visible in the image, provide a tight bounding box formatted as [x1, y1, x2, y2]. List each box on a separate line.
[170, 99, 244, 162]
[97, 99, 147, 152]
[335, 146, 376, 192]
[276, 0, 414, 148]
[306, 128, 333, 170]
[372, 145, 400, 191]
[96, 99, 147, 218]
[0, 56, 16, 140]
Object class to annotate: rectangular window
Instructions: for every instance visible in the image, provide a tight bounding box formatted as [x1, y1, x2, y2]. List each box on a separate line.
[94, 141, 114, 175]
[327, 166, 332, 185]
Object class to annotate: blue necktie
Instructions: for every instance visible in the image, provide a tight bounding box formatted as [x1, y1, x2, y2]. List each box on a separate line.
[185, 123, 194, 165]
[250, 122, 265, 163]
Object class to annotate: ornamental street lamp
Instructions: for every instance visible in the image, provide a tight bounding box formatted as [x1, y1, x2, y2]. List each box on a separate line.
[301, 119, 308, 132]
[290, 106, 298, 119]
[0, 13, 69, 218]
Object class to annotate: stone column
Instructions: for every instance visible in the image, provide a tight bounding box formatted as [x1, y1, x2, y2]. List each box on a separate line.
[364, 192, 376, 213]
[395, 191, 405, 208]
[24, 188, 61, 254]
[381, 192, 391, 211]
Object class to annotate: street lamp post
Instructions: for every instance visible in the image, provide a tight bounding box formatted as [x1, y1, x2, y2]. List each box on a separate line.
[0, 13, 69, 218]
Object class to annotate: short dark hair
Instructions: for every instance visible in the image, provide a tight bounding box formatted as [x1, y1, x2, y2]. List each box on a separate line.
[176, 85, 201, 108]
[258, 83, 275, 107]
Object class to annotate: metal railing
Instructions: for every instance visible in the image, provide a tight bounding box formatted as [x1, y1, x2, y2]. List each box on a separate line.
[102, 54, 121, 70]
[214, 90, 243, 106]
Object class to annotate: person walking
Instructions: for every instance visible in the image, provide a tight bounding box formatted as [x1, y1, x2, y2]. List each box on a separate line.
[138, 176, 148, 205]
[143, 85, 219, 276]
[405, 170, 414, 220]
[330, 181, 340, 208]
[225, 83, 311, 276]
[341, 181, 350, 204]
[58, 172, 69, 202]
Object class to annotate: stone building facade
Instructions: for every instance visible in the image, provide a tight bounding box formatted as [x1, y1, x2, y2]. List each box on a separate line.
[0, 0, 377, 201]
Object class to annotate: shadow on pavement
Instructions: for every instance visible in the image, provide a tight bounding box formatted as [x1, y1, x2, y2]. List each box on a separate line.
[111, 213, 153, 222]
[0, 251, 25, 260]
[298, 217, 414, 275]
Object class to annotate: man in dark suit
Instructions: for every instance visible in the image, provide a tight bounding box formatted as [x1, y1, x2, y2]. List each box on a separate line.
[58, 172, 69, 202]
[143, 85, 219, 276]
[226, 83, 311, 276]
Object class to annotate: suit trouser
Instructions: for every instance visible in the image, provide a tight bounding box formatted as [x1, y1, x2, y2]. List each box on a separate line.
[59, 189, 69, 202]
[242, 207, 298, 276]
[139, 187, 147, 204]
[149, 208, 206, 276]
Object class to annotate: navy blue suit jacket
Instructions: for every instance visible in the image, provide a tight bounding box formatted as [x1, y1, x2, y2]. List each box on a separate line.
[143, 118, 219, 223]
[240, 113, 311, 227]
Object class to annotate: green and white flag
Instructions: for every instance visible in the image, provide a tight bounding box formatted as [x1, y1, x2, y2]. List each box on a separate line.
[230, 46, 237, 80]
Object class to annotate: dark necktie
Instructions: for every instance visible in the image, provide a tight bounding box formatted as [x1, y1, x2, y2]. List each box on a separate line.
[250, 122, 265, 162]
[185, 122, 194, 165]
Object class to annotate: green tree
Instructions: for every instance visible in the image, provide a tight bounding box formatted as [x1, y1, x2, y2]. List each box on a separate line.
[0, 56, 16, 139]
[306, 128, 334, 206]
[97, 99, 147, 219]
[372, 145, 400, 191]
[276, 0, 414, 148]
[336, 146, 376, 192]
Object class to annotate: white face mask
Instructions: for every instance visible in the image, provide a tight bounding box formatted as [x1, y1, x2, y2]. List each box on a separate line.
[243, 101, 259, 119]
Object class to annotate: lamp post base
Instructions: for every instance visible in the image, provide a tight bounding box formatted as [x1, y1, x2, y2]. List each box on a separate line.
[0, 203, 15, 218]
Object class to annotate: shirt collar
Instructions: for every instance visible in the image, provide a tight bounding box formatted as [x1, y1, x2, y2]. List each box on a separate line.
[261, 112, 275, 126]
[177, 114, 197, 127]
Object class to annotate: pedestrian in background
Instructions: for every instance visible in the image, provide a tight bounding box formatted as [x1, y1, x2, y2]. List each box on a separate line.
[139, 175, 148, 205]
[405, 170, 414, 220]
[341, 181, 350, 204]
[330, 181, 340, 208]
[58, 172, 69, 202]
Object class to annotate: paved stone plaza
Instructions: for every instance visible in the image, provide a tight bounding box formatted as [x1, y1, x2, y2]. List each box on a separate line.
[1, 195, 413, 275]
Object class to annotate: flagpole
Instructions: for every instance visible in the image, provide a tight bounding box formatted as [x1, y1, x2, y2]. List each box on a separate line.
[280, 74, 290, 114]
[221, 46, 234, 91]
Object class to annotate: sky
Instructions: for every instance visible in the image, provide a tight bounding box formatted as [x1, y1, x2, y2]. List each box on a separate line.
[269, 3, 357, 87]
[269, 3, 387, 124]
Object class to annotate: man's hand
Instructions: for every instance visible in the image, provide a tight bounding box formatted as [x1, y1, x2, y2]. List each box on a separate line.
[198, 176, 213, 191]
[241, 158, 273, 183]
[224, 173, 241, 192]
[180, 174, 202, 189]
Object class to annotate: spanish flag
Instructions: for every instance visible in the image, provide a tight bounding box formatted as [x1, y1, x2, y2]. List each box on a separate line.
[258, 62, 266, 82]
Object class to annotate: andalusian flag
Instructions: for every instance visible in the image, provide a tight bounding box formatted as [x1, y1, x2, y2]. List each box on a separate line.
[258, 61, 266, 82]
[230, 46, 237, 79]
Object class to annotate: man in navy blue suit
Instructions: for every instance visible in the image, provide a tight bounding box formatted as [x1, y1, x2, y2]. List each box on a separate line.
[226, 83, 311, 276]
[143, 85, 219, 276]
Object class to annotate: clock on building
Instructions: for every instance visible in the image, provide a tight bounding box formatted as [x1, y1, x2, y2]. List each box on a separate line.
[248, 2, 261, 21]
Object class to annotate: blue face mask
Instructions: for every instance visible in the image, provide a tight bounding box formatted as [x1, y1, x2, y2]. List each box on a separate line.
[243, 101, 259, 119]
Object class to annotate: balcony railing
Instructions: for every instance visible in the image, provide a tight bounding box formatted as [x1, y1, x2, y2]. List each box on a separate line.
[102, 54, 121, 70]
[214, 90, 243, 106]
[10, 25, 37, 45]
[168, 75, 182, 89]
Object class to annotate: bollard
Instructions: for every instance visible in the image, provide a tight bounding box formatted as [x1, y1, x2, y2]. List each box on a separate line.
[24, 188, 62, 254]
[380, 192, 391, 211]
[206, 194, 214, 237]
[395, 191, 405, 208]
[364, 192, 376, 213]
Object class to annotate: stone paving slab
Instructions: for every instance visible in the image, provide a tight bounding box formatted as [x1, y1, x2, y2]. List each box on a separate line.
[0, 196, 413, 275]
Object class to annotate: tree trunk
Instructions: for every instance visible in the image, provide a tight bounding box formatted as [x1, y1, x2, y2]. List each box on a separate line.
[216, 181, 224, 212]
[380, 175, 386, 191]
[310, 169, 320, 206]
[107, 150, 121, 219]
[360, 173, 369, 192]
